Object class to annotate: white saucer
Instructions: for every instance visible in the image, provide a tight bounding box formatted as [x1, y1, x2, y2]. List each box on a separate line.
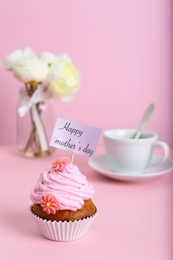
[88, 154, 173, 182]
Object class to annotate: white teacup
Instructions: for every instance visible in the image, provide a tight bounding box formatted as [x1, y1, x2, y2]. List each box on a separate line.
[104, 129, 169, 174]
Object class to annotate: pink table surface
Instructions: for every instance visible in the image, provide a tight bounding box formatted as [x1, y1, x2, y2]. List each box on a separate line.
[1, 145, 173, 260]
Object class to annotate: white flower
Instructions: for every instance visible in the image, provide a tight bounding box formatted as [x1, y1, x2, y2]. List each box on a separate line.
[3, 47, 35, 70]
[39, 52, 57, 65]
[56, 54, 72, 63]
[12, 56, 49, 84]
[48, 55, 80, 101]
[2, 49, 81, 100]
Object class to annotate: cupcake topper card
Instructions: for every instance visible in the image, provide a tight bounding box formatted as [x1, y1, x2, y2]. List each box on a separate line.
[49, 118, 102, 160]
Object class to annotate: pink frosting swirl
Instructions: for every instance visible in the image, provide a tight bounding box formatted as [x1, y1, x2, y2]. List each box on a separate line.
[30, 163, 95, 211]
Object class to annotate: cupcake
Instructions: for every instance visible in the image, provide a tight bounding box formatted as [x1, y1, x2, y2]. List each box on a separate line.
[30, 157, 97, 241]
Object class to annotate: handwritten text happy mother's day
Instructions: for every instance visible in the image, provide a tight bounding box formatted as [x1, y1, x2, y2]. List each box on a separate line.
[49, 118, 102, 157]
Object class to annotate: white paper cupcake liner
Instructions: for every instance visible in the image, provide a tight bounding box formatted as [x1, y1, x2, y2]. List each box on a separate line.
[29, 205, 97, 241]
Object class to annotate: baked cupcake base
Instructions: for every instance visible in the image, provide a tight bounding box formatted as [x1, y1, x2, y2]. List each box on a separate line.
[29, 205, 98, 241]
[31, 199, 96, 221]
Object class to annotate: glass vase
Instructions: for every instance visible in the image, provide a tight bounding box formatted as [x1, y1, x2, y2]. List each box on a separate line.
[17, 88, 57, 157]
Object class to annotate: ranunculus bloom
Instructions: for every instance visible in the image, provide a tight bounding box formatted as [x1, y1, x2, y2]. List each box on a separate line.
[3, 47, 35, 70]
[39, 52, 57, 65]
[48, 54, 80, 101]
[2, 49, 80, 100]
[41, 194, 60, 214]
[12, 56, 49, 84]
[52, 157, 70, 172]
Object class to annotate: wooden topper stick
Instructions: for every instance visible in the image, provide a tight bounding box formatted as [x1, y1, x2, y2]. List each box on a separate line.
[70, 152, 74, 164]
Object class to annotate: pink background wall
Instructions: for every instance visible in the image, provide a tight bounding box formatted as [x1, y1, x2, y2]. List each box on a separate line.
[0, 0, 172, 147]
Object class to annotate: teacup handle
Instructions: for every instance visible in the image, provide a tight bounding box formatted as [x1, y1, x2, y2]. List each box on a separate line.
[148, 141, 169, 167]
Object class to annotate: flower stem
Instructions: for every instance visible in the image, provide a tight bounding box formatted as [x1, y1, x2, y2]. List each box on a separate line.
[21, 85, 52, 157]
[22, 109, 36, 155]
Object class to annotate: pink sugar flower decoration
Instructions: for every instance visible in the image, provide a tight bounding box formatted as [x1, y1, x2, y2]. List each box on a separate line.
[52, 157, 70, 172]
[41, 194, 60, 214]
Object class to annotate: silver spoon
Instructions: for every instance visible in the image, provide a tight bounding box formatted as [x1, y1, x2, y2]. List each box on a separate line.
[133, 103, 155, 139]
